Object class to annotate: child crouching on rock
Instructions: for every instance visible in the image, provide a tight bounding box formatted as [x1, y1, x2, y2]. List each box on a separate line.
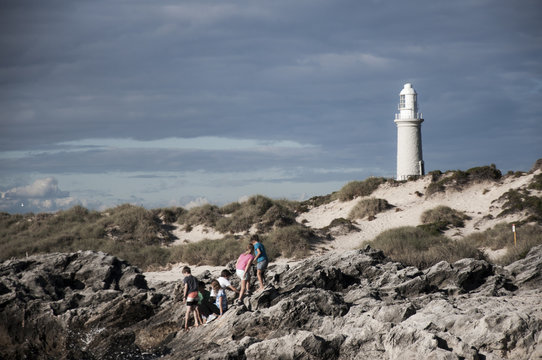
[182, 266, 201, 330]
[211, 279, 227, 319]
[197, 281, 219, 323]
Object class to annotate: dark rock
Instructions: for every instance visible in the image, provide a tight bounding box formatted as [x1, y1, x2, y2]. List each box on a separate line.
[0, 251, 160, 360]
[2, 246, 542, 359]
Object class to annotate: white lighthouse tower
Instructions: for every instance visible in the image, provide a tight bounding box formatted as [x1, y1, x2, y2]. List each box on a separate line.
[394, 83, 424, 180]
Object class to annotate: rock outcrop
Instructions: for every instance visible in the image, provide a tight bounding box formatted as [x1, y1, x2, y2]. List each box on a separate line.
[2, 246, 542, 359]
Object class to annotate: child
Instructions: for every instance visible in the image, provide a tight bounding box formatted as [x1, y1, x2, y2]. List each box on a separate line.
[251, 234, 268, 292]
[215, 269, 239, 295]
[211, 279, 227, 318]
[235, 243, 255, 304]
[182, 266, 201, 330]
[197, 281, 219, 323]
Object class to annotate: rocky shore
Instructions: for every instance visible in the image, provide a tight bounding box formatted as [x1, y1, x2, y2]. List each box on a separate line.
[1, 245, 541, 359]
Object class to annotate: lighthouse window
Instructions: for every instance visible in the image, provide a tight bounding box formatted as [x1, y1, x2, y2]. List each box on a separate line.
[399, 95, 405, 108]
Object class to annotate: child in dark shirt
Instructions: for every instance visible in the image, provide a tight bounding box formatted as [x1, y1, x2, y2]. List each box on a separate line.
[182, 266, 201, 330]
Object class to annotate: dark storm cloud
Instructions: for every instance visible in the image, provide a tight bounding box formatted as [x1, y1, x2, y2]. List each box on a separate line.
[1, 0, 541, 211]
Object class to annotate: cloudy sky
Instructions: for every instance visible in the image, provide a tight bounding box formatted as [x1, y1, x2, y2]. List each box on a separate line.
[1, 0, 541, 213]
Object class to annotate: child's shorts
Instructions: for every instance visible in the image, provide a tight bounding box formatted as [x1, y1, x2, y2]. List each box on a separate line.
[256, 259, 268, 271]
[236, 269, 249, 281]
[186, 291, 198, 307]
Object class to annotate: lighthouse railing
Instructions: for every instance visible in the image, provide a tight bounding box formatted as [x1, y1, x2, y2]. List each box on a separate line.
[395, 112, 423, 120]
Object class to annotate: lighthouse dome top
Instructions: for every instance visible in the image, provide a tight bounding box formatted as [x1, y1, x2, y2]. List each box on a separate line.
[400, 83, 417, 95]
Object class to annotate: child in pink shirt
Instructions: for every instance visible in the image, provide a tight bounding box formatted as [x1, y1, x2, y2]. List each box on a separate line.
[235, 244, 255, 304]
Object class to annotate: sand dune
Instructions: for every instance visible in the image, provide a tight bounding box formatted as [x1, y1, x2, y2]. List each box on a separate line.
[145, 170, 540, 283]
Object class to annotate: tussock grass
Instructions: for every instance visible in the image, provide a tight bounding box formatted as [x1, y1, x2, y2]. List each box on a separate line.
[0, 204, 168, 270]
[498, 189, 542, 223]
[426, 165, 502, 196]
[219, 202, 242, 215]
[529, 173, 542, 190]
[335, 177, 388, 202]
[177, 204, 221, 228]
[366, 226, 483, 269]
[264, 224, 315, 259]
[168, 224, 314, 265]
[298, 194, 335, 211]
[168, 236, 245, 266]
[152, 207, 187, 223]
[348, 198, 392, 220]
[215, 195, 297, 234]
[419, 206, 469, 233]
[464, 222, 542, 265]
[101, 204, 163, 245]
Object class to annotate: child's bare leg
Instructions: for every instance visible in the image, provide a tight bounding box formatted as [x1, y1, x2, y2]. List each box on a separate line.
[184, 307, 191, 330]
[194, 307, 201, 327]
[197, 307, 204, 324]
[238, 280, 246, 301]
[257, 270, 265, 290]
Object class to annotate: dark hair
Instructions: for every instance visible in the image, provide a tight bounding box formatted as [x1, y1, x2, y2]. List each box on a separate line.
[182, 266, 191, 274]
[220, 269, 231, 278]
[247, 243, 254, 254]
[250, 234, 260, 243]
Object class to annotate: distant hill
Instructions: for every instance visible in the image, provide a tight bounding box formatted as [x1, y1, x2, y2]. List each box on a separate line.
[1, 161, 541, 270]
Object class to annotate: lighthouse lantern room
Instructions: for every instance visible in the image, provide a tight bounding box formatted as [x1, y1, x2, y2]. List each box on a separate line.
[394, 83, 424, 180]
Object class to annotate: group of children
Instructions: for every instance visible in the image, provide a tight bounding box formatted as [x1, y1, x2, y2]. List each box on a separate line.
[181, 235, 268, 331]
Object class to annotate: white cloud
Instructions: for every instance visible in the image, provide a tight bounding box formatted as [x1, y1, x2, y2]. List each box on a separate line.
[0, 177, 79, 213]
[4, 177, 68, 199]
[183, 197, 210, 209]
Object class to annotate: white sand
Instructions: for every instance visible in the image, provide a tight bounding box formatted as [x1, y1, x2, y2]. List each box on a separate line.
[170, 224, 224, 246]
[297, 170, 540, 250]
[146, 170, 540, 283]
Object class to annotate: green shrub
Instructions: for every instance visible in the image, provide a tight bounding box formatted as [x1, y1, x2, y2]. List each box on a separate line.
[323, 217, 356, 230]
[420, 206, 469, 232]
[178, 204, 221, 227]
[498, 189, 542, 222]
[335, 177, 387, 202]
[168, 236, 245, 266]
[298, 194, 335, 211]
[152, 207, 187, 223]
[366, 226, 483, 269]
[530, 158, 542, 172]
[109, 244, 171, 270]
[214, 195, 296, 234]
[0, 204, 172, 269]
[258, 204, 296, 231]
[428, 170, 443, 182]
[464, 223, 542, 265]
[529, 173, 542, 191]
[265, 224, 315, 259]
[426, 165, 502, 197]
[466, 164, 502, 182]
[348, 198, 391, 220]
[220, 202, 242, 215]
[99, 204, 162, 245]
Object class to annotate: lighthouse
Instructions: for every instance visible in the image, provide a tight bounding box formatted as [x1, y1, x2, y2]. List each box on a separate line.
[394, 83, 424, 180]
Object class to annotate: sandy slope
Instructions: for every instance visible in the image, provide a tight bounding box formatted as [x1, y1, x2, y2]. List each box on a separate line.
[145, 170, 540, 283]
[170, 224, 224, 246]
[297, 170, 540, 250]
